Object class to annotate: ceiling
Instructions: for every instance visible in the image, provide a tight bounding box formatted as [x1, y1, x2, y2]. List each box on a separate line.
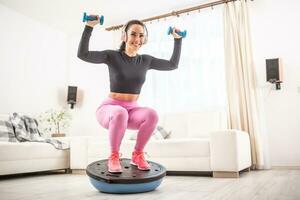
[0, 0, 209, 34]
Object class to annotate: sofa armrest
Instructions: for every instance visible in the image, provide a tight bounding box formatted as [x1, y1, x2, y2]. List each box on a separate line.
[209, 129, 251, 172]
[53, 136, 71, 145]
[70, 136, 88, 169]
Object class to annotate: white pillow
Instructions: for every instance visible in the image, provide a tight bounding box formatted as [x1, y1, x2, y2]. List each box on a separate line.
[156, 125, 172, 139]
[128, 125, 171, 140]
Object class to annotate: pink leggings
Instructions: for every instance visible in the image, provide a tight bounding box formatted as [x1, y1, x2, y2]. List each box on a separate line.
[96, 97, 158, 153]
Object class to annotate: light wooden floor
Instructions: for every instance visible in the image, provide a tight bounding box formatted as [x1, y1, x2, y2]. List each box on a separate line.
[0, 169, 299, 200]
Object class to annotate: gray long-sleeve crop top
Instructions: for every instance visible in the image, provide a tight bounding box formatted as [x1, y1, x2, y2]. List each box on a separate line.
[77, 25, 182, 94]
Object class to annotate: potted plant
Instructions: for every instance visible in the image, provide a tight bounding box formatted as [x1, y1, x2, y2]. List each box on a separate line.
[39, 109, 71, 137]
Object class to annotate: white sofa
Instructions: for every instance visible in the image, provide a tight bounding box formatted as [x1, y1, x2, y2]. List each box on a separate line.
[71, 111, 252, 177]
[0, 114, 70, 176]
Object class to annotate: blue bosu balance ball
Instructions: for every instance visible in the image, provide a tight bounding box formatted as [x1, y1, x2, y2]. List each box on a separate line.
[86, 158, 166, 194]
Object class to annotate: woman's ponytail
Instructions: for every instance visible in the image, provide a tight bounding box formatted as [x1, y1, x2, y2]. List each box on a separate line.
[119, 41, 126, 52]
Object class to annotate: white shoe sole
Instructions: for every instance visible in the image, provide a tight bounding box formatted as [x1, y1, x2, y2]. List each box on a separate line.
[108, 165, 123, 173]
[130, 161, 150, 171]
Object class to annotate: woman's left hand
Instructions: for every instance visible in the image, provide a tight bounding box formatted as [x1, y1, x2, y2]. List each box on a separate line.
[171, 27, 182, 39]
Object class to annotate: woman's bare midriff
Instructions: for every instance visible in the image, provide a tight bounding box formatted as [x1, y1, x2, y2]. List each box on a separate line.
[109, 92, 139, 101]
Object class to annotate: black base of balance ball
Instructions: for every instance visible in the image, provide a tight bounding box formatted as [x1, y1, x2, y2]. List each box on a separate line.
[86, 158, 166, 194]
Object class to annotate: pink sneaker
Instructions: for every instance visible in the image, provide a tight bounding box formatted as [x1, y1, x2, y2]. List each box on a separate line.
[131, 151, 150, 171]
[107, 152, 123, 173]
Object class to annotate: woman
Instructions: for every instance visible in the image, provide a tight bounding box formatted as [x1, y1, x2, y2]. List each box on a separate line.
[78, 16, 182, 173]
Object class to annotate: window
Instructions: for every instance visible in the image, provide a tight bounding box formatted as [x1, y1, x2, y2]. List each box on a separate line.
[140, 7, 226, 114]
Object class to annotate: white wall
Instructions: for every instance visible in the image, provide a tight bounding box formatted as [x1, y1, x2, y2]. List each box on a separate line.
[0, 4, 68, 117]
[0, 3, 116, 138]
[249, 0, 300, 167]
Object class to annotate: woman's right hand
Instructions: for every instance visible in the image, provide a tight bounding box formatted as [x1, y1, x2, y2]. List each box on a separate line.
[171, 27, 182, 39]
[86, 15, 100, 27]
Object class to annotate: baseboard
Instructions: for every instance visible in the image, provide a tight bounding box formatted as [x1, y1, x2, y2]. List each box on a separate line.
[0, 169, 68, 179]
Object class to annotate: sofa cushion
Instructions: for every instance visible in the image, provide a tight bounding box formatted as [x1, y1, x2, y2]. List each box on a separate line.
[0, 114, 10, 121]
[143, 138, 210, 158]
[187, 111, 226, 138]
[86, 138, 210, 159]
[0, 142, 69, 161]
[127, 125, 171, 140]
[160, 113, 188, 139]
[160, 111, 227, 139]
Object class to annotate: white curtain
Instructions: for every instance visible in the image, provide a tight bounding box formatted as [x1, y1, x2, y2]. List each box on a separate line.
[223, 0, 266, 169]
[140, 6, 226, 115]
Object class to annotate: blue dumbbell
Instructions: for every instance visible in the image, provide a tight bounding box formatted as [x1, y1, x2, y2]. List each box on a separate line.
[167, 26, 187, 38]
[82, 12, 104, 25]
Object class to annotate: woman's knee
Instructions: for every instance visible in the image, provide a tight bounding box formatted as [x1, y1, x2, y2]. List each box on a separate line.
[144, 108, 159, 125]
[96, 105, 128, 128]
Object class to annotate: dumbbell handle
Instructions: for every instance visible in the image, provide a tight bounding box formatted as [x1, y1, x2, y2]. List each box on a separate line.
[167, 26, 187, 38]
[82, 12, 104, 25]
